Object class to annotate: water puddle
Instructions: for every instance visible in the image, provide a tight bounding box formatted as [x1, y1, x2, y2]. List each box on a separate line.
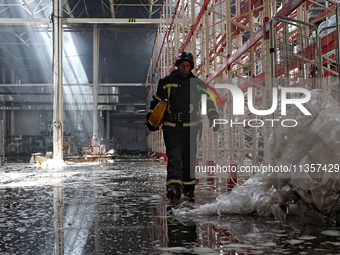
[0, 161, 340, 254]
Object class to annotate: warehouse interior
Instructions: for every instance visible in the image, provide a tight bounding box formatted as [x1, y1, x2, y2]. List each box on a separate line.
[1, 0, 340, 254]
[0, 0, 158, 161]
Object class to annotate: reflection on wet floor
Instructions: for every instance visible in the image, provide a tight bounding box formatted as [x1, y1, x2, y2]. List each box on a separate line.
[0, 160, 340, 254]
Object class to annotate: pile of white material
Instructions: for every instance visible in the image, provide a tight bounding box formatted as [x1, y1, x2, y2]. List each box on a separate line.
[40, 158, 66, 169]
[173, 89, 340, 223]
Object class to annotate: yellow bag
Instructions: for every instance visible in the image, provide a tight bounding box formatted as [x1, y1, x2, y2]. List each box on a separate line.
[148, 100, 168, 128]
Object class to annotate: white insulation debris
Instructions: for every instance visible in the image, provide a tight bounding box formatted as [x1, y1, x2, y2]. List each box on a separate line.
[173, 89, 340, 224]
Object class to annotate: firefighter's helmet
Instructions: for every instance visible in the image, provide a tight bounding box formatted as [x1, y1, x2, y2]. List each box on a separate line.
[175, 52, 194, 69]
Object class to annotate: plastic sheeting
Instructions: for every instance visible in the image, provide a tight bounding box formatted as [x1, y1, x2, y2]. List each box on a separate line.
[173, 89, 340, 224]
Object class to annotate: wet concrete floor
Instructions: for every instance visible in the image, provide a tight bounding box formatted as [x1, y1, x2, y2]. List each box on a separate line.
[0, 160, 340, 254]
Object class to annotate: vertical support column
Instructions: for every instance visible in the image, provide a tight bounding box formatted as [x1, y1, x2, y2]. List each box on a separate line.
[249, 0, 255, 77]
[336, 3, 340, 99]
[174, 1, 179, 57]
[160, 12, 164, 79]
[226, 0, 232, 67]
[335, 2, 340, 101]
[93, 24, 99, 139]
[10, 70, 15, 136]
[205, 9, 209, 78]
[162, 30, 166, 77]
[155, 27, 160, 79]
[10, 106, 15, 136]
[221, 1, 226, 80]
[106, 110, 110, 148]
[217, 0, 228, 165]
[212, 2, 217, 75]
[235, 0, 242, 77]
[301, 3, 308, 83]
[1, 69, 6, 140]
[249, 0, 256, 166]
[11, 69, 15, 84]
[2, 111, 6, 141]
[228, 93, 234, 164]
[0, 120, 4, 165]
[252, 112, 257, 165]
[316, 25, 322, 89]
[225, 0, 233, 165]
[181, 0, 186, 51]
[283, 19, 289, 89]
[52, 0, 63, 160]
[191, 0, 196, 72]
[169, 0, 174, 67]
[163, 0, 167, 77]
[239, 116, 244, 166]
[204, 7, 213, 165]
[262, 0, 272, 145]
[164, 0, 168, 75]
[2, 68, 5, 84]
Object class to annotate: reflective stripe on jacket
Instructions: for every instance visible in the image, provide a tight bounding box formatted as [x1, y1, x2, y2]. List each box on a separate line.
[147, 70, 218, 128]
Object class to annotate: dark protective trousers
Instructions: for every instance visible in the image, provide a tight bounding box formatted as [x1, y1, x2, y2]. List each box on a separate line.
[163, 126, 198, 192]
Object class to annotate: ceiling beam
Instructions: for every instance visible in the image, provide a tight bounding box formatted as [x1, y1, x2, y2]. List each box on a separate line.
[0, 18, 50, 23]
[0, 83, 149, 87]
[63, 18, 170, 24]
[0, 18, 169, 24]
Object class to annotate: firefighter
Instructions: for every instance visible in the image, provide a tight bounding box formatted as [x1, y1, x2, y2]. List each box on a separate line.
[146, 52, 219, 199]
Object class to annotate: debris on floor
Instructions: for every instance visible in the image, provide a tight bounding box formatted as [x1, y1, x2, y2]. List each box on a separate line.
[173, 89, 340, 226]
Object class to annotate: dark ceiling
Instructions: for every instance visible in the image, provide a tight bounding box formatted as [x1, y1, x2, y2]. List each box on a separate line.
[0, 0, 162, 84]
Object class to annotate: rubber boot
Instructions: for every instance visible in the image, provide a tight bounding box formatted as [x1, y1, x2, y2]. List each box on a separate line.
[183, 185, 195, 198]
[166, 184, 182, 199]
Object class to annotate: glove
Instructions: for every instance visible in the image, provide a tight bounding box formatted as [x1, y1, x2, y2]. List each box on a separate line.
[145, 121, 159, 132]
[209, 116, 220, 132]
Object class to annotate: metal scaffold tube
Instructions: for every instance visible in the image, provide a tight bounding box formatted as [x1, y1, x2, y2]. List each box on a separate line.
[145, 0, 340, 174]
[337, 2, 340, 99]
[52, 0, 63, 160]
[93, 24, 99, 140]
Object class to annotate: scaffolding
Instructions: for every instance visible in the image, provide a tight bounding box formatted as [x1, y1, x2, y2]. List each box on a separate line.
[146, 0, 340, 176]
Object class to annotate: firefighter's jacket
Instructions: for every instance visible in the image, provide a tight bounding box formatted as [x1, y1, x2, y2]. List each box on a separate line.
[147, 70, 218, 128]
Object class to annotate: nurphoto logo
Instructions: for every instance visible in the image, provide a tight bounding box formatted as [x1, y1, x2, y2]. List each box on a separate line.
[201, 84, 312, 128]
